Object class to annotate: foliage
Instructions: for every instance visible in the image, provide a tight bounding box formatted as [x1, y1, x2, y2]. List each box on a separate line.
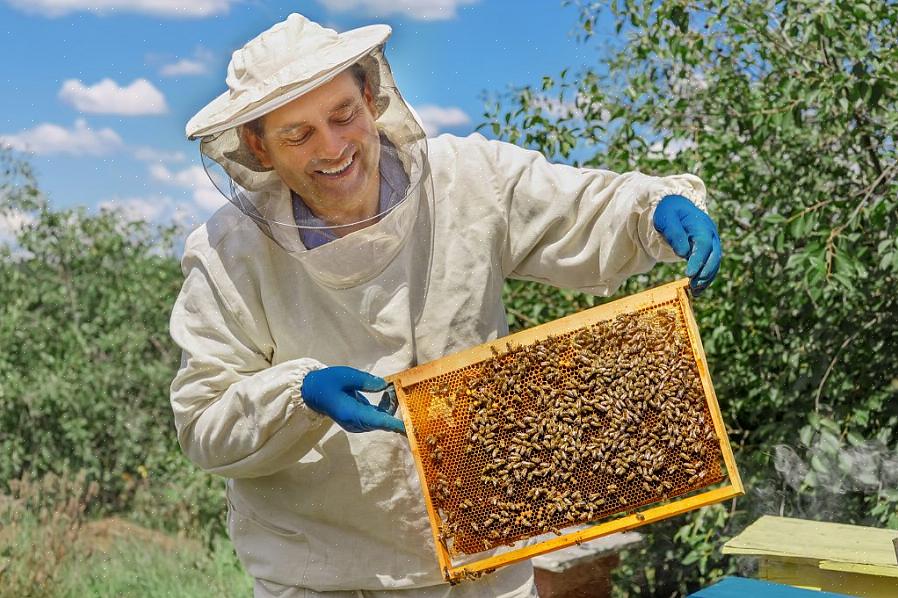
[488, 1, 898, 594]
[0, 145, 228, 543]
[0, 147, 42, 214]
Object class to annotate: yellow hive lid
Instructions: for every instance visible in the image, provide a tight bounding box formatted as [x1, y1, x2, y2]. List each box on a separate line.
[722, 515, 898, 578]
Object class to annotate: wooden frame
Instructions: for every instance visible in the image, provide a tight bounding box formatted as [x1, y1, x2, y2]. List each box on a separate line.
[386, 278, 744, 582]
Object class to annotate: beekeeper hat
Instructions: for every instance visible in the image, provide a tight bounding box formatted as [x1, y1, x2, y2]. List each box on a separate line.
[186, 13, 391, 140]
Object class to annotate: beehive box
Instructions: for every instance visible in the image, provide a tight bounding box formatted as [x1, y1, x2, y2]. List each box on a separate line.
[722, 516, 898, 597]
[386, 278, 743, 582]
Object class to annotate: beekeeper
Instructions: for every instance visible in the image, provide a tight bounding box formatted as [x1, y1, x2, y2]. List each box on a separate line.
[170, 12, 720, 598]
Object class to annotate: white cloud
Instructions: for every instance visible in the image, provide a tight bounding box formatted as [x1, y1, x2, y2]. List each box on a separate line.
[160, 47, 214, 77]
[532, 92, 610, 122]
[5, 0, 236, 18]
[98, 194, 199, 228]
[0, 119, 123, 156]
[99, 195, 171, 222]
[670, 70, 709, 97]
[133, 146, 187, 163]
[149, 163, 198, 186]
[194, 187, 226, 212]
[150, 163, 226, 212]
[648, 138, 697, 159]
[533, 95, 579, 119]
[160, 59, 207, 77]
[413, 105, 471, 136]
[59, 78, 168, 115]
[1, 122, 189, 164]
[317, 0, 479, 20]
[0, 208, 35, 246]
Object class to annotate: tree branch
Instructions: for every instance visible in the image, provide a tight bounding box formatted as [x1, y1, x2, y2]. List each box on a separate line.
[825, 160, 898, 275]
[505, 306, 542, 328]
[814, 317, 878, 412]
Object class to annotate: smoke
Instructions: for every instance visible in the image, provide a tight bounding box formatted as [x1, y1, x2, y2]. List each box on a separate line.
[733, 555, 759, 578]
[750, 428, 898, 524]
[773, 445, 808, 492]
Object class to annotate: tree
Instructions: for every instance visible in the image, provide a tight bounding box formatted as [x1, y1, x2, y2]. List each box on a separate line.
[487, 1, 898, 594]
[0, 145, 226, 541]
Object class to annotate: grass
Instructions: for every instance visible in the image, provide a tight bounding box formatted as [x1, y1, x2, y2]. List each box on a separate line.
[0, 515, 253, 598]
[53, 526, 253, 598]
[0, 471, 253, 597]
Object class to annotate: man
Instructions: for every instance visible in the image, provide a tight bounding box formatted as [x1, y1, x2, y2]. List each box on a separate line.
[170, 13, 720, 598]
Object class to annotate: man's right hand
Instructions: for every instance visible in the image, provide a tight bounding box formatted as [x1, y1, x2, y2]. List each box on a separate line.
[301, 366, 406, 434]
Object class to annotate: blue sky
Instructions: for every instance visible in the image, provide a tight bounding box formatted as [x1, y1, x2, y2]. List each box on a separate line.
[0, 0, 607, 231]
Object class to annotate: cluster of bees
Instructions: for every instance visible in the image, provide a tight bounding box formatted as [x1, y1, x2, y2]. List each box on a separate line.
[420, 309, 723, 555]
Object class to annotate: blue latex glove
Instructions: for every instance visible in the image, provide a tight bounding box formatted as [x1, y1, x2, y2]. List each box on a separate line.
[301, 366, 405, 434]
[653, 194, 721, 294]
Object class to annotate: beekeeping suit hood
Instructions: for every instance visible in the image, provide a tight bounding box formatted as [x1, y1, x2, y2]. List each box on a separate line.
[186, 13, 431, 289]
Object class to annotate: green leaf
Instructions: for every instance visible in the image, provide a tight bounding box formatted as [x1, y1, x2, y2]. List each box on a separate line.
[670, 6, 689, 33]
[846, 431, 865, 447]
[868, 79, 886, 108]
[808, 412, 822, 430]
[799, 425, 814, 447]
[818, 429, 841, 453]
[682, 551, 700, 565]
[831, 271, 855, 292]
[804, 470, 819, 488]
[819, 418, 842, 435]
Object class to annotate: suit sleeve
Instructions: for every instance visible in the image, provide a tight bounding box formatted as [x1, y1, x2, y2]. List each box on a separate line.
[476, 135, 708, 295]
[169, 244, 330, 479]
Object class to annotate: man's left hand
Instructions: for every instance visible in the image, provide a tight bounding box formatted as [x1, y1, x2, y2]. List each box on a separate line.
[653, 194, 721, 295]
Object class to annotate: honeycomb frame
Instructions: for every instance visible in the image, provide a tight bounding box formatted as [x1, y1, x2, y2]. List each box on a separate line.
[386, 278, 743, 583]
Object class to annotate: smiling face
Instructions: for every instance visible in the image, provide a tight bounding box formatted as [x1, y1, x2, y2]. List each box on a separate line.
[242, 70, 381, 228]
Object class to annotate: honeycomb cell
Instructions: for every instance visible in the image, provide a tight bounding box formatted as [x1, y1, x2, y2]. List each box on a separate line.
[401, 303, 725, 557]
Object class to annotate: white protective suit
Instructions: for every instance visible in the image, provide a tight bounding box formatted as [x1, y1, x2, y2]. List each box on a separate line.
[169, 129, 707, 594]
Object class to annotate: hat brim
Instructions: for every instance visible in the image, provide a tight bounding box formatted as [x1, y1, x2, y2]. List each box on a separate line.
[186, 24, 391, 140]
